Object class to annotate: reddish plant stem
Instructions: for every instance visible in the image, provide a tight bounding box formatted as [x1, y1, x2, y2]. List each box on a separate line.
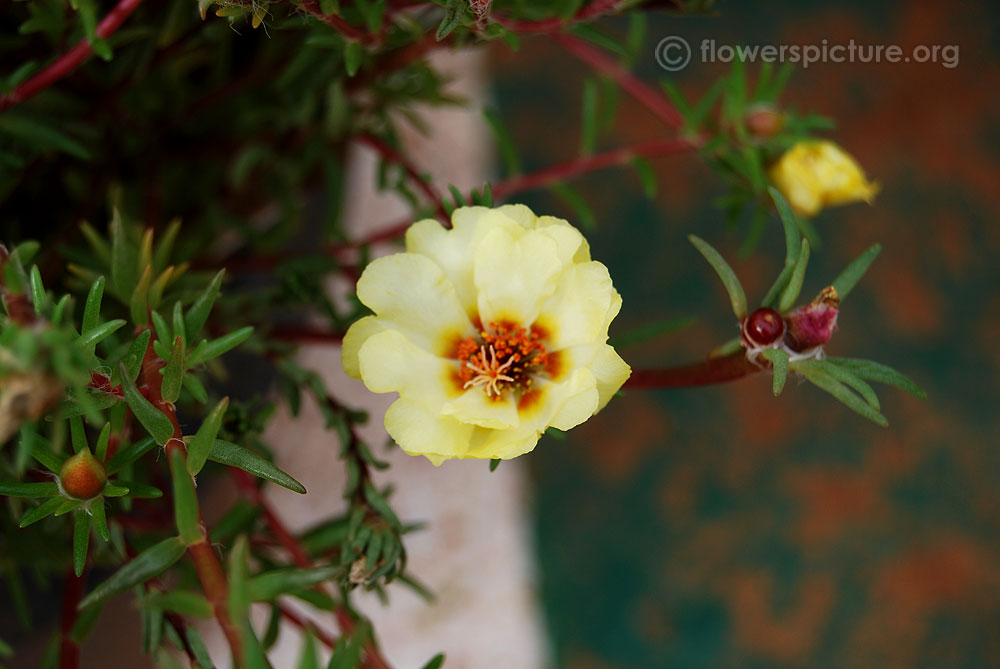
[136, 330, 246, 666]
[552, 32, 685, 132]
[357, 133, 449, 222]
[492, 136, 696, 200]
[624, 352, 760, 389]
[58, 564, 86, 669]
[232, 471, 391, 669]
[0, 0, 146, 111]
[279, 603, 339, 649]
[298, 0, 372, 44]
[348, 136, 697, 249]
[496, 0, 624, 32]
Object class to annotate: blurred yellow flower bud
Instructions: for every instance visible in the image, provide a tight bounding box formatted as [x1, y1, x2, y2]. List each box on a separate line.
[768, 140, 880, 217]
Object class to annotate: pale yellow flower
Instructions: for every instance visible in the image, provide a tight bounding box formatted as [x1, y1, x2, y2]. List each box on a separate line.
[342, 205, 630, 465]
[768, 140, 880, 217]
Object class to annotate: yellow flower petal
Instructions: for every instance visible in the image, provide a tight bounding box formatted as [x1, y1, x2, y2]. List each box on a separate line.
[588, 344, 631, 411]
[385, 398, 474, 464]
[474, 225, 562, 326]
[535, 261, 617, 350]
[546, 368, 600, 431]
[357, 330, 458, 407]
[465, 425, 541, 461]
[405, 208, 522, 317]
[441, 389, 520, 429]
[341, 315, 386, 380]
[534, 215, 590, 263]
[357, 253, 474, 356]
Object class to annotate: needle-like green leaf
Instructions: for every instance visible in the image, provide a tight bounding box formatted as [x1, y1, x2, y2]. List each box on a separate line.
[689, 235, 747, 319]
[778, 238, 810, 312]
[831, 243, 881, 302]
[79, 319, 126, 347]
[760, 348, 789, 396]
[208, 440, 305, 494]
[79, 536, 187, 609]
[187, 397, 228, 477]
[185, 269, 225, 343]
[118, 362, 174, 445]
[824, 357, 927, 399]
[169, 448, 203, 546]
[73, 512, 91, 576]
[797, 363, 888, 427]
[160, 336, 185, 404]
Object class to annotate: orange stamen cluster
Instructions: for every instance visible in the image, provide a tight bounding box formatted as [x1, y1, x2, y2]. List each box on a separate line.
[456, 322, 549, 397]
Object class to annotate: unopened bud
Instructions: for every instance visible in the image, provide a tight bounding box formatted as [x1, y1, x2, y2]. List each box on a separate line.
[59, 448, 108, 500]
[785, 286, 840, 352]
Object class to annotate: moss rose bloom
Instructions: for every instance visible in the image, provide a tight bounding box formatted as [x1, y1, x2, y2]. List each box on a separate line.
[342, 205, 630, 465]
[768, 140, 880, 217]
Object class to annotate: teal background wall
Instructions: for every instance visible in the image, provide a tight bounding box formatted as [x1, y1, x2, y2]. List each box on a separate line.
[494, 2, 1000, 667]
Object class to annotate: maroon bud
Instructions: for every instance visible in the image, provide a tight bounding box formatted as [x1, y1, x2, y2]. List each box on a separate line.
[742, 308, 785, 347]
[786, 286, 840, 351]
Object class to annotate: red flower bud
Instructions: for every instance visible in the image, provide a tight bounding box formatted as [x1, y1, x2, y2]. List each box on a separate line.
[786, 286, 840, 352]
[742, 308, 785, 348]
[59, 449, 107, 500]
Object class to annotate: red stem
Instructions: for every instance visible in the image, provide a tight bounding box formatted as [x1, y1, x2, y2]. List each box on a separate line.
[624, 352, 760, 389]
[349, 136, 696, 249]
[58, 564, 86, 669]
[0, 0, 146, 111]
[298, 0, 372, 44]
[357, 133, 449, 222]
[552, 32, 685, 132]
[496, 0, 624, 33]
[492, 136, 696, 200]
[279, 603, 339, 649]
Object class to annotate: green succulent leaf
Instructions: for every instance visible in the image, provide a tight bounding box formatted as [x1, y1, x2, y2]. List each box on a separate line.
[189, 326, 254, 365]
[91, 498, 110, 542]
[185, 269, 225, 343]
[831, 243, 881, 301]
[208, 439, 306, 494]
[796, 362, 888, 427]
[73, 511, 91, 576]
[778, 238, 810, 312]
[187, 397, 228, 476]
[247, 566, 340, 602]
[118, 362, 174, 445]
[141, 590, 214, 619]
[19, 496, 63, 527]
[169, 448, 203, 545]
[160, 336, 185, 404]
[0, 481, 59, 497]
[79, 536, 187, 610]
[824, 357, 927, 399]
[105, 436, 157, 475]
[688, 234, 747, 319]
[79, 319, 126, 347]
[760, 348, 788, 396]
